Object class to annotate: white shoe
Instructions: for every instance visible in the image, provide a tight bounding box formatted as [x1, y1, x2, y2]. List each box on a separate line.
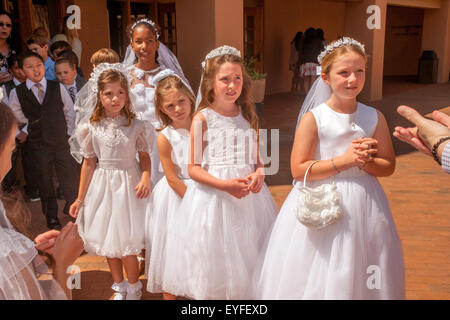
[111, 281, 127, 300]
[126, 281, 143, 300]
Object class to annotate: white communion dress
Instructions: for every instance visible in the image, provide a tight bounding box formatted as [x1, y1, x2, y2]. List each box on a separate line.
[0, 201, 66, 299]
[167, 107, 278, 300]
[145, 125, 194, 294]
[129, 65, 167, 188]
[253, 102, 405, 300]
[75, 115, 154, 258]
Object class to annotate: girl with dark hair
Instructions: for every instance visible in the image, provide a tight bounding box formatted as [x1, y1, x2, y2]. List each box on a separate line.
[0, 102, 84, 300]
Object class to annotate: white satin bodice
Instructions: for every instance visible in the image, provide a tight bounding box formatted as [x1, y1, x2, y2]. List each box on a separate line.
[161, 126, 190, 179]
[311, 102, 378, 178]
[200, 108, 258, 169]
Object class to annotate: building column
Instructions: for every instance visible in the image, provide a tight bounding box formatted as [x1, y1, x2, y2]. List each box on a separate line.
[345, 0, 387, 101]
[73, 0, 110, 75]
[421, 0, 450, 83]
[175, 0, 244, 90]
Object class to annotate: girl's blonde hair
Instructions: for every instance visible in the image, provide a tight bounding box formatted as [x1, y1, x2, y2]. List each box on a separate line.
[90, 48, 120, 66]
[90, 70, 136, 126]
[197, 54, 259, 131]
[321, 40, 367, 75]
[154, 76, 196, 132]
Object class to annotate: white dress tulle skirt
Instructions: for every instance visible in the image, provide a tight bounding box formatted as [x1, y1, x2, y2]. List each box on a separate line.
[145, 176, 194, 294]
[165, 165, 278, 300]
[252, 173, 405, 300]
[76, 164, 148, 258]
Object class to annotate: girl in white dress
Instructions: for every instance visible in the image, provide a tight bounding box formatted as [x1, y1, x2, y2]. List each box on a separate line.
[125, 18, 191, 188]
[171, 46, 277, 300]
[69, 63, 153, 300]
[144, 70, 195, 300]
[253, 38, 405, 299]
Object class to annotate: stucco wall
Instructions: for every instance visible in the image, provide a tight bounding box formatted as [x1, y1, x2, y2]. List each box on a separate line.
[263, 0, 347, 94]
[384, 6, 424, 76]
[73, 0, 111, 76]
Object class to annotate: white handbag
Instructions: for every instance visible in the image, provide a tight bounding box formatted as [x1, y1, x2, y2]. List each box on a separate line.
[296, 160, 343, 230]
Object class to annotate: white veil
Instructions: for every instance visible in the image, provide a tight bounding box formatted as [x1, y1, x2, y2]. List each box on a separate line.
[123, 42, 192, 93]
[69, 63, 140, 164]
[295, 76, 331, 132]
[0, 200, 67, 300]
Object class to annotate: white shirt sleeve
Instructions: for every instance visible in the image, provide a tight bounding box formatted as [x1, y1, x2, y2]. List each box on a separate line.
[1, 85, 8, 105]
[59, 83, 76, 136]
[7, 88, 29, 125]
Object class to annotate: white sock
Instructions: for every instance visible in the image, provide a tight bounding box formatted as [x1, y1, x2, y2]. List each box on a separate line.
[128, 281, 140, 288]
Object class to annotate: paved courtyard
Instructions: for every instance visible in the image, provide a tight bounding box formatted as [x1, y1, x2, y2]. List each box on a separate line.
[5, 77, 449, 300]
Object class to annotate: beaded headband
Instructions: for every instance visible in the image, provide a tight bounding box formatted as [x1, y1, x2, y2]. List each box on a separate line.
[201, 45, 241, 69]
[153, 68, 194, 96]
[317, 37, 365, 64]
[89, 63, 133, 93]
[130, 18, 160, 40]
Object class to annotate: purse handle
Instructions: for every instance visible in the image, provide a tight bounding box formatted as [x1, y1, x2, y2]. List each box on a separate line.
[303, 160, 320, 187]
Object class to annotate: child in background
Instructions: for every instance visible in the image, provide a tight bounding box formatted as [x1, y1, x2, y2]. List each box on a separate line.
[90, 48, 120, 68]
[55, 58, 87, 102]
[50, 41, 72, 61]
[1, 54, 28, 194]
[69, 63, 153, 300]
[8, 51, 80, 230]
[26, 34, 56, 80]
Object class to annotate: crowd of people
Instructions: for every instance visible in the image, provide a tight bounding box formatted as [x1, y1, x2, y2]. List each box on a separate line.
[289, 27, 327, 94]
[0, 14, 448, 301]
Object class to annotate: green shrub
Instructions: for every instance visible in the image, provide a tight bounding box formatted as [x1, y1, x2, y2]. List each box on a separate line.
[244, 56, 267, 80]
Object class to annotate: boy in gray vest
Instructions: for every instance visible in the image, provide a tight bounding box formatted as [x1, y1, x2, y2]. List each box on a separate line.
[8, 51, 80, 230]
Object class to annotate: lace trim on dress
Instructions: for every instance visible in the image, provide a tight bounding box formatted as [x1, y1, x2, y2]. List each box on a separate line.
[84, 242, 143, 258]
[92, 116, 127, 149]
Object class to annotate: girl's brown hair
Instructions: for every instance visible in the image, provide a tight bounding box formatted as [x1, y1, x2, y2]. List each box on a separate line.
[90, 70, 136, 126]
[197, 54, 259, 131]
[321, 40, 367, 75]
[0, 103, 31, 238]
[154, 76, 196, 132]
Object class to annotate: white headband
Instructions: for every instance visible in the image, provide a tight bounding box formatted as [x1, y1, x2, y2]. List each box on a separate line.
[130, 18, 160, 40]
[317, 37, 365, 64]
[89, 63, 133, 93]
[201, 45, 241, 69]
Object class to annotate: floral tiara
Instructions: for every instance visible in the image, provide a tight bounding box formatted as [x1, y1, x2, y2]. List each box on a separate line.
[317, 37, 365, 64]
[130, 18, 160, 40]
[201, 45, 241, 69]
[89, 63, 133, 93]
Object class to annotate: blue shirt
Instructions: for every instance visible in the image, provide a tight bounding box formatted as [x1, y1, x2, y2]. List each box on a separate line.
[44, 57, 56, 80]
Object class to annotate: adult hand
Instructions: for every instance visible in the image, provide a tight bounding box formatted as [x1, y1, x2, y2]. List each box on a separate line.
[394, 105, 450, 155]
[51, 222, 84, 270]
[34, 229, 60, 254]
[0, 71, 12, 83]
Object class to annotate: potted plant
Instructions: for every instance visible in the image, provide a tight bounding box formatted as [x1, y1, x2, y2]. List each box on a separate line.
[245, 56, 267, 104]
